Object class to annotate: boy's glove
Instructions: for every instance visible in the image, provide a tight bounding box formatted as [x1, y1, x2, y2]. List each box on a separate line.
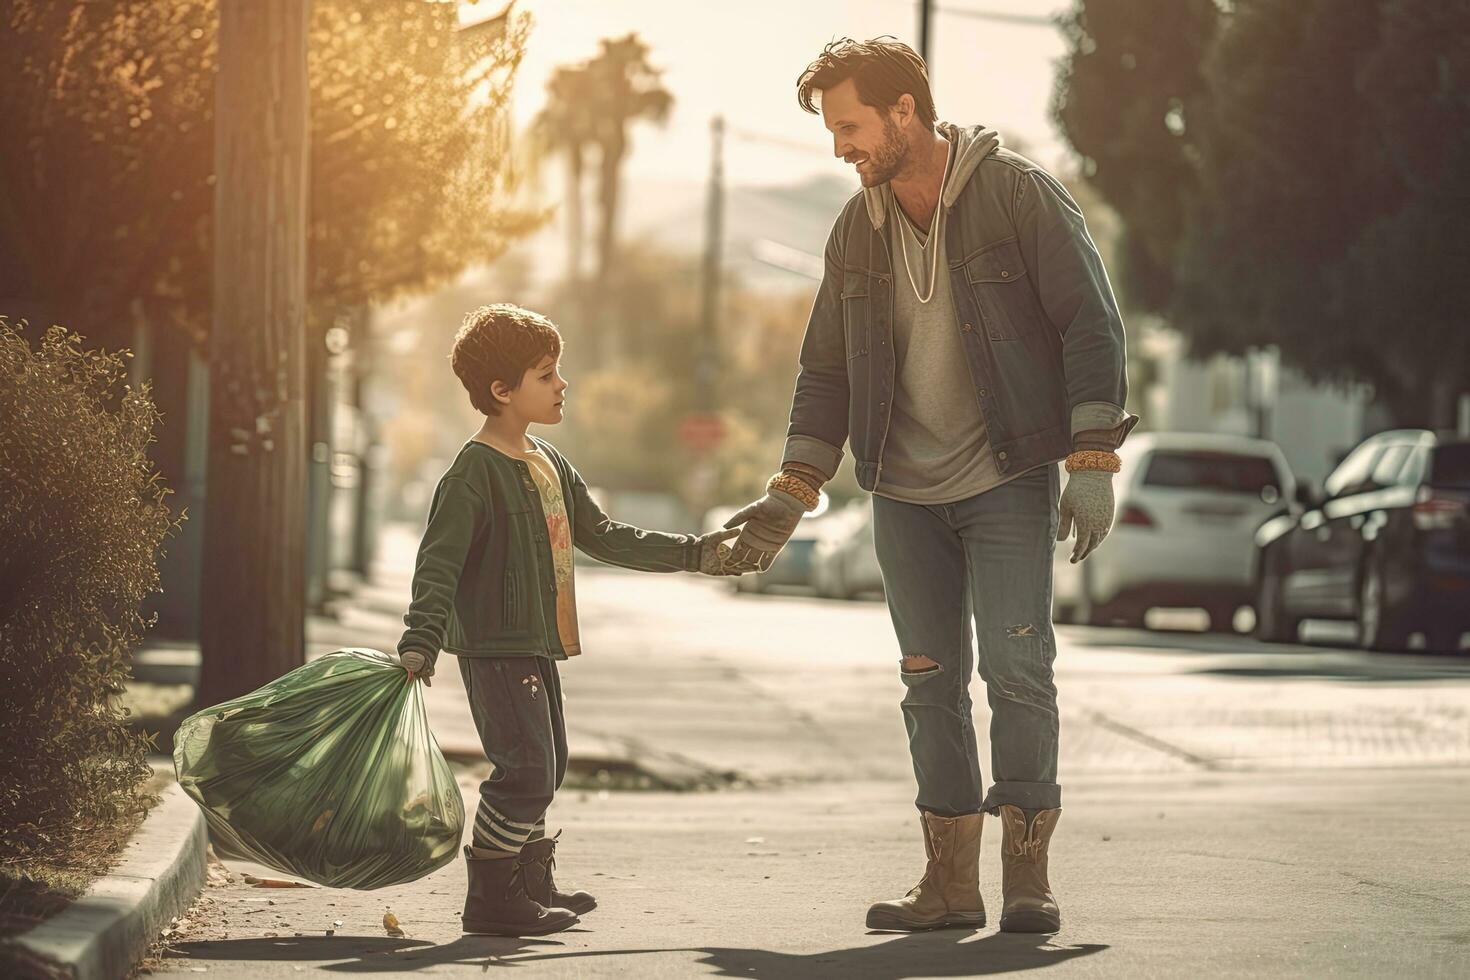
[722, 486, 808, 573]
[1057, 469, 1115, 564]
[399, 650, 435, 686]
[694, 527, 743, 576]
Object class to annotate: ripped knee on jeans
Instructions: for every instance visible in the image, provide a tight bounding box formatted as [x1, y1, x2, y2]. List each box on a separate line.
[900, 654, 941, 674]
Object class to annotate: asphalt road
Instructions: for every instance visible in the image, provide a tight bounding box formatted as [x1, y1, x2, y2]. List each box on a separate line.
[146, 527, 1470, 978]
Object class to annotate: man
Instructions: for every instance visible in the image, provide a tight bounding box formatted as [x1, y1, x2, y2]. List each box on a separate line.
[722, 37, 1137, 933]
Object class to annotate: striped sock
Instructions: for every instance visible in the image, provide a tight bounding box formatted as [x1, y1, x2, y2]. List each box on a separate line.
[471, 801, 538, 855]
[525, 819, 546, 844]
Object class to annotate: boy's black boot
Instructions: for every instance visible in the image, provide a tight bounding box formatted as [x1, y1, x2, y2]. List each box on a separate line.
[520, 834, 598, 915]
[462, 845, 579, 936]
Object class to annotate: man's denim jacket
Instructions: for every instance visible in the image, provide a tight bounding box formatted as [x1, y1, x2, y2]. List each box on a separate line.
[782, 140, 1139, 488]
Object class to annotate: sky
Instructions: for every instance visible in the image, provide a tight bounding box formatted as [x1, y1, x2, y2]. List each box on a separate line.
[467, 0, 1075, 188]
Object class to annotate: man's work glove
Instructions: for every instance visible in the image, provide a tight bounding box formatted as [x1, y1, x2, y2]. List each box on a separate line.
[722, 478, 812, 573]
[1057, 469, 1115, 564]
[399, 650, 435, 686]
[694, 527, 743, 576]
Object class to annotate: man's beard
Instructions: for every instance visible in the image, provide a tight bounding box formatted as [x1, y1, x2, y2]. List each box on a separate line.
[860, 117, 910, 187]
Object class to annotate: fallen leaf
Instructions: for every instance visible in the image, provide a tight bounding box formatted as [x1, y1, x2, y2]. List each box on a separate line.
[244, 875, 315, 889]
[310, 809, 335, 834]
[383, 911, 404, 938]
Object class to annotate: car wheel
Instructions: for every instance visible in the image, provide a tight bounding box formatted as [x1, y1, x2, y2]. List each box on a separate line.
[1111, 604, 1148, 629]
[829, 565, 851, 601]
[1076, 563, 1137, 627]
[1424, 622, 1464, 655]
[1356, 557, 1410, 652]
[1206, 603, 1240, 634]
[1254, 550, 1301, 644]
[1076, 563, 1103, 625]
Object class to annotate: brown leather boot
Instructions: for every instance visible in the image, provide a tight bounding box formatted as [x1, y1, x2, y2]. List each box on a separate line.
[866, 810, 986, 931]
[520, 834, 597, 915]
[461, 845, 579, 936]
[997, 805, 1061, 933]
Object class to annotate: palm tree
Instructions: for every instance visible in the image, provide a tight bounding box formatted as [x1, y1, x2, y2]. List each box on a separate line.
[585, 34, 673, 305]
[531, 64, 598, 290]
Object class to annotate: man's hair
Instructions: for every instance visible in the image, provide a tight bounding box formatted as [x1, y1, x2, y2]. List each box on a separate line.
[796, 37, 937, 132]
[450, 304, 562, 417]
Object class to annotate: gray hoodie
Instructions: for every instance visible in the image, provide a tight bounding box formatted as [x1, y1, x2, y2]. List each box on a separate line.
[863, 122, 1000, 232]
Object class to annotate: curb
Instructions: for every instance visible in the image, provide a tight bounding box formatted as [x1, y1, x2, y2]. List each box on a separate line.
[6, 783, 207, 980]
[439, 728, 745, 793]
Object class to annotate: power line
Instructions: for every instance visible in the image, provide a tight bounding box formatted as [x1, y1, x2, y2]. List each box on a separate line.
[932, 4, 1055, 28]
[727, 126, 831, 158]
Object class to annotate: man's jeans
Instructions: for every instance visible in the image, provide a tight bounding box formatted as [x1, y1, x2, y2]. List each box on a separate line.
[871, 462, 1062, 816]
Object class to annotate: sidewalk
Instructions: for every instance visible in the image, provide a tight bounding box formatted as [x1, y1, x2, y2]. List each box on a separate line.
[153, 769, 1470, 978]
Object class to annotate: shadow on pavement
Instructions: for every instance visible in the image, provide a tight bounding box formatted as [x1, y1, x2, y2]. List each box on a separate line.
[690, 932, 1109, 978]
[166, 934, 574, 971]
[1063, 626, 1470, 683]
[1189, 657, 1470, 682]
[166, 930, 1107, 976]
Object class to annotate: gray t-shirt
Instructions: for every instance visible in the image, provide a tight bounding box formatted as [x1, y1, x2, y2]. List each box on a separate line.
[873, 184, 1006, 505]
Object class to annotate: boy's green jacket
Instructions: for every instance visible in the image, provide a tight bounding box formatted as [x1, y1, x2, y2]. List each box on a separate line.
[397, 437, 703, 665]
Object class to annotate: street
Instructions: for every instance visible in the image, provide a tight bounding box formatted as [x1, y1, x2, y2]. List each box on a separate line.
[149, 525, 1470, 978]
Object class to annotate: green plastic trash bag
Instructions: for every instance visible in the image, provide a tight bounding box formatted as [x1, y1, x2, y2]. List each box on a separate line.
[174, 647, 463, 889]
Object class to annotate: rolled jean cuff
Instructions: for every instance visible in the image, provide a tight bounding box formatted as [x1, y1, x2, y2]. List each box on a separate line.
[982, 781, 1061, 813]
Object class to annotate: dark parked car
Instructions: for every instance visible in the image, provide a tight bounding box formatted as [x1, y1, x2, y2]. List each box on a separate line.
[1253, 429, 1470, 652]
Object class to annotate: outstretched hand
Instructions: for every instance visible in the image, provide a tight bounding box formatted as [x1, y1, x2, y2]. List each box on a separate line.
[694, 527, 744, 576]
[721, 488, 807, 573]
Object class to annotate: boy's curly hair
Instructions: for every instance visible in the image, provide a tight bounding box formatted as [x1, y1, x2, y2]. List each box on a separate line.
[450, 305, 563, 417]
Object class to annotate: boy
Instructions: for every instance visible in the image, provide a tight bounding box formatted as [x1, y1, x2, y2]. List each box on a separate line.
[395, 304, 739, 937]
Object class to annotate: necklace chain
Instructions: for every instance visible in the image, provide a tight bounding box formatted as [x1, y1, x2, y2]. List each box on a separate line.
[897, 141, 952, 305]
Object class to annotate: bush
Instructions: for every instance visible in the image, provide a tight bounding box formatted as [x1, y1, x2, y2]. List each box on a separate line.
[0, 318, 179, 866]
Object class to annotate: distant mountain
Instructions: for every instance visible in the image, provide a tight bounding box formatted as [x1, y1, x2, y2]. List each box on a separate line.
[499, 172, 858, 294]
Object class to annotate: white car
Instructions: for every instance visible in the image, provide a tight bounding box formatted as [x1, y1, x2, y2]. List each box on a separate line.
[811, 498, 884, 600]
[1053, 432, 1296, 632]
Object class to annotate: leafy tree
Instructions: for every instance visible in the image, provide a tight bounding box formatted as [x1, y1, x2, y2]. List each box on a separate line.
[1053, 0, 1219, 315]
[1349, 0, 1470, 424]
[0, 0, 541, 349]
[1054, 0, 1470, 426]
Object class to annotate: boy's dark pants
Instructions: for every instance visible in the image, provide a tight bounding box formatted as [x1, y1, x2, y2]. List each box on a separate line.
[458, 656, 566, 846]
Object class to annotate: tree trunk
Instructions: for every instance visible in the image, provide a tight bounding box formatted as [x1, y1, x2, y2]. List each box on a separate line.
[565, 146, 584, 290]
[349, 308, 377, 580]
[196, 0, 311, 709]
[304, 320, 331, 612]
[594, 135, 626, 361]
[595, 138, 624, 287]
[564, 144, 596, 366]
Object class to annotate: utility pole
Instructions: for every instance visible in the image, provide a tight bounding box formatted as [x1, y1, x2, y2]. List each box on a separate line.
[918, 0, 933, 65]
[697, 115, 725, 412]
[197, 0, 311, 707]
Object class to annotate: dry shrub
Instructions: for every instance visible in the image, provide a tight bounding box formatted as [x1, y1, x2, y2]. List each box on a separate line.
[0, 318, 180, 868]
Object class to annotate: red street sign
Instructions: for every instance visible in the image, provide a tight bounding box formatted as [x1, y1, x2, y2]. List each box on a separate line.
[678, 414, 727, 453]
